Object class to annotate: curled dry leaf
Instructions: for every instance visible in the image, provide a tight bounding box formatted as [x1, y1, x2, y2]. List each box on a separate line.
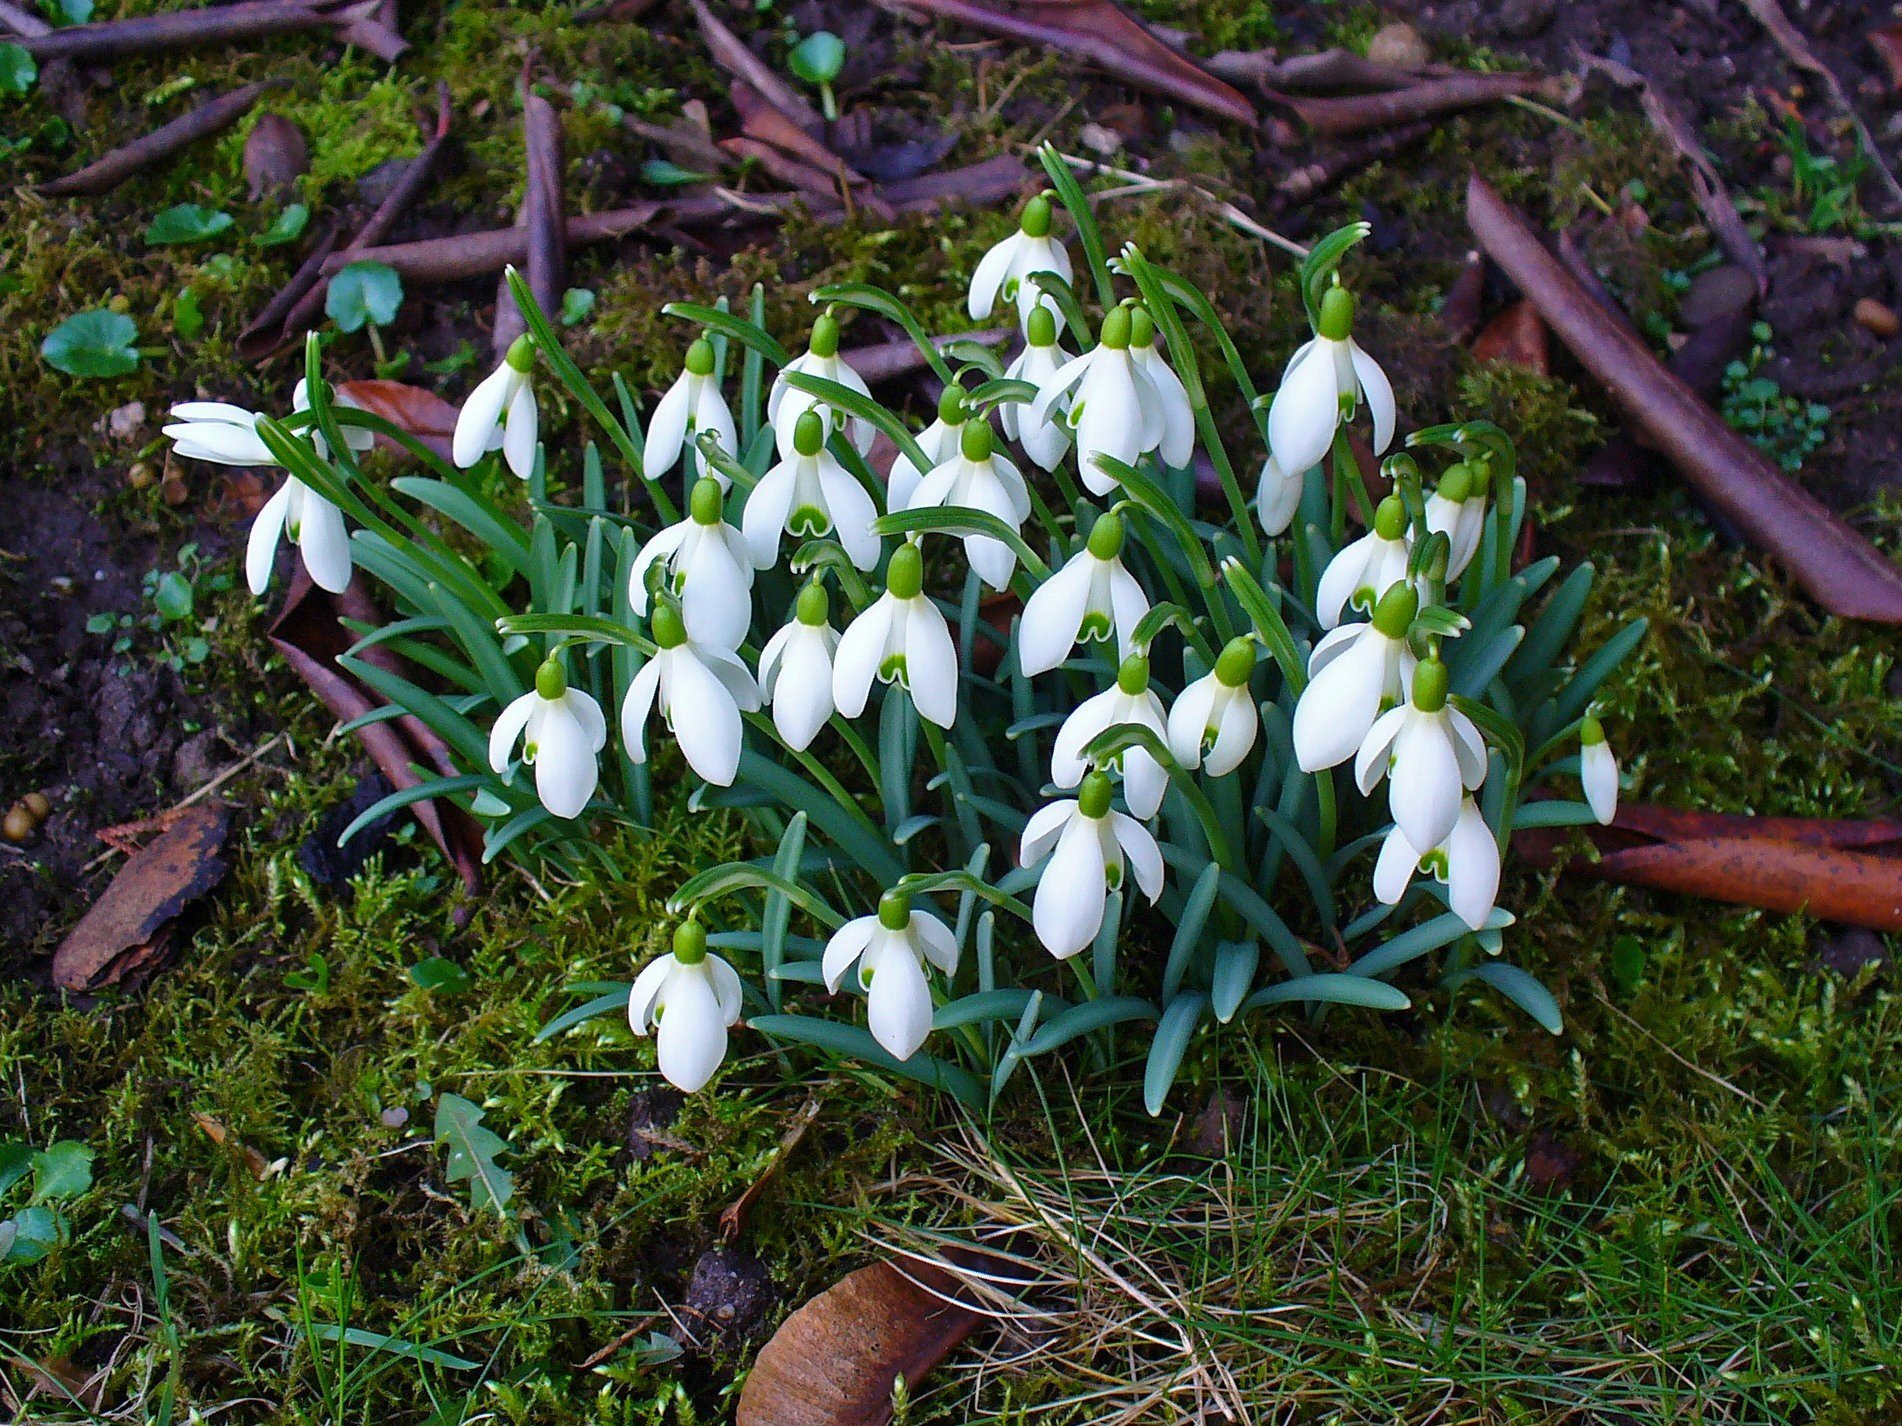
[1470, 299, 1549, 374]
[243, 112, 308, 199]
[334, 379, 459, 461]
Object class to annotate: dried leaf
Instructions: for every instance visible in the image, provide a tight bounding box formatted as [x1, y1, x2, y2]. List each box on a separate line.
[334, 379, 458, 461]
[1470, 299, 1548, 374]
[192, 1112, 270, 1179]
[243, 112, 307, 199]
[1870, 24, 1902, 92]
[51, 804, 230, 990]
[689, 0, 826, 136]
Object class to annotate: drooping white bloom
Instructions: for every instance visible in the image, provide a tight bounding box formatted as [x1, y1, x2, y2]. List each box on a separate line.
[1052, 655, 1171, 820]
[1001, 301, 1074, 472]
[822, 892, 959, 1061]
[644, 336, 738, 484]
[1580, 715, 1619, 826]
[626, 477, 754, 650]
[758, 581, 840, 752]
[1127, 305, 1194, 469]
[832, 541, 958, 729]
[453, 331, 539, 479]
[1016, 511, 1147, 676]
[1029, 305, 1164, 496]
[621, 604, 761, 787]
[488, 659, 608, 819]
[165, 378, 371, 467]
[1257, 453, 1303, 538]
[768, 309, 875, 458]
[744, 409, 882, 572]
[628, 922, 743, 1093]
[887, 383, 968, 512]
[1423, 459, 1487, 582]
[1354, 657, 1487, 854]
[1316, 496, 1412, 630]
[1266, 284, 1395, 476]
[904, 417, 1031, 591]
[1019, 772, 1164, 958]
[1373, 796, 1501, 932]
[968, 192, 1074, 332]
[1167, 637, 1260, 778]
[1292, 582, 1419, 773]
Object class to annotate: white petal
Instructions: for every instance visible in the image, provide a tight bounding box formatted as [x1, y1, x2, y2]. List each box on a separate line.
[1107, 562, 1149, 658]
[644, 373, 692, 479]
[695, 380, 739, 467]
[1050, 689, 1118, 789]
[1293, 633, 1387, 772]
[666, 652, 745, 786]
[654, 965, 727, 1093]
[1257, 454, 1302, 537]
[816, 459, 883, 572]
[532, 700, 599, 818]
[831, 599, 894, 719]
[1350, 340, 1396, 455]
[245, 481, 293, 595]
[865, 939, 933, 1061]
[624, 523, 688, 617]
[823, 915, 879, 992]
[741, 459, 799, 570]
[619, 661, 663, 763]
[1137, 347, 1195, 467]
[1354, 705, 1410, 796]
[1028, 348, 1091, 428]
[967, 232, 1020, 321]
[502, 379, 538, 480]
[293, 486, 352, 594]
[1166, 675, 1218, 771]
[679, 531, 754, 650]
[706, 952, 744, 1024]
[1446, 800, 1501, 931]
[1033, 815, 1108, 958]
[1017, 556, 1091, 676]
[565, 688, 609, 752]
[900, 599, 958, 729]
[1020, 799, 1074, 868]
[488, 690, 539, 773]
[910, 912, 960, 976]
[771, 633, 835, 751]
[1451, 709, 1489, 790]
[1205, 685, 1260, 777]
[453, 364, 516, 469]
[1109, 812, 1164, 901]
[1389, 714, 1463, 854]
[885, 451, 927, 513]
[1372, 824, 1419, 905]
[1267, 335, 1342, 476]
[1316, 531, 1378, 632]
[628, 956, 675, 1033]
[1582, 739, 1619, 826]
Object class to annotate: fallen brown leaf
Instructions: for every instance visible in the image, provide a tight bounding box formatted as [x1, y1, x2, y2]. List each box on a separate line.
[1470, 299, 1549, 374]
[243, 111, 307, 199]
[193, 1111, 271, 1178]
[52, 804, 230, 990]
[334, 379, 459, 462]
[1870, 24, 1902, 92]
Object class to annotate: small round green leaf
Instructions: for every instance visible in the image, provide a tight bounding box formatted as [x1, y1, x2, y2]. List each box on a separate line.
[558, 287, 596, 327]
[144, 202, 234, 246]
[787, 30, 845, 84]
[152, 571, 193, 622]
[0, 42, 36, 95]
[326, 260, 403, 333]
[255, 201, 310, 248]
[41, 309, 140, 378]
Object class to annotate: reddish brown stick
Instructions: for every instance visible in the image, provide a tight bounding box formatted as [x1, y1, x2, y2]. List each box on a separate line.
[36, 80, 277, 197]
[1267, 72, 1547, 138]
[494, 90, 566, 356]
[17, 2, 331, 59]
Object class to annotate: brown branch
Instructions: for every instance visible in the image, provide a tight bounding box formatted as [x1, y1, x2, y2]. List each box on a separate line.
[494, 87, 566, 356]
[1274, 120, 1431, 203]
[1266, 71, 1549, 138]
[17, 1, 330, 60]
[36, 80, 278, 197]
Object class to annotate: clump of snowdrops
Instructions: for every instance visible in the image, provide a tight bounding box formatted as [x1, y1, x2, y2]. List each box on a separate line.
[164, 147, 1640, 1112]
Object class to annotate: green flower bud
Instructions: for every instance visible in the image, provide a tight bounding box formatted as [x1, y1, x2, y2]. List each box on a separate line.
[689, 476, 724, 525]
[1370, 582, 1419, 638]
[1412, 657, 1449, 713]
[505, 333, 537, 373]
[1213, 636, 1256, 688]
[809, 310, 842, 358]
[1581, 714, 1606, 746]
[878, 890, 912, 930]
[1026, 303, 1057, 348]
[684, 337, 715, 377]
[651, 602, 687, 649]
[1317, 284, 1354, 342]
[937, 383, 968, 425]
[1021, 193, 1053, 238]
[1086, 510, 1125, 560]
[1374, 495, 1408, 541]
[1098, 305, 1132, 351]
[959, 418, 994, 462]
[1117, 654, 1150, 695]
[1077, 770, 1114, 819]
[1437, 461, 1474, 504]
[1128, 305, 1156, 349]
[534, 658, 566, 700]
[795, 579, 829, 627]
[886, 541, 924, 600]
[672, 919, 708, 965]
[793, 409, 826, 457]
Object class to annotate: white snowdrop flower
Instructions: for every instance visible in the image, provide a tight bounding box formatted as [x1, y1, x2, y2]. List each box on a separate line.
[626, 477, 754, 651]
[165, 378, 372, 467]
[628, 922, 743, 1093]
[1580, 715, 1619, 826]
[968, 192, 1074, 333]
[1001, 302, 1074, 472]
[1373, 796, 1501, 932]
[1317, 495, 1412, 630]
[1257, 450, 1303, 538]
[822, 891, 959, 1061]
[644, 336, 738, 485]
[1029, 304, 1164, 496]
[758, 581, 840, 752]
[1167, 637, 1260, 778]
[1127, 305, 1195, 469]
[1423, 460, 1487, 581]
[1020, 771, 1164, 958]
[1267, 284, 1396, 476]
[744, 409, 882, 572]
[488, 658, 608, 820]
[453, 330, 539, 479]
[1052, 654, 1171, 820]
[1354, 656, 1487, 855]
[887, 383, 968, 513]
[832, 541, 958, 729]
[1017, 511, 1147, 676]
[1292, 582, 1419, 773]
[621, 603, 761, 787]
[768, 309, 875, 458]
[904, 417, 1032, 592]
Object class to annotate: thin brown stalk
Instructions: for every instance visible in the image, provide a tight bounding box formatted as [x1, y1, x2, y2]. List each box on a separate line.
[36, 80, 278, 197]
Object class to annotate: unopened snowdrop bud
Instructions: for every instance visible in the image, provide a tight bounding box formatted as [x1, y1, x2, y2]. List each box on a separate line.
[832, 540, 959, 728]
[1257, 451, 1303, 537]
[1580, 715, 1619, 825]
[1293, 581, 1418, 772]
[1167, 637, 1260, 777]
[1424, 461, 1486, 581]
[1266, 283, 1396, 476]
[1373, 796, 1500, 931]
[758, 580, 840, 752]
[1028, 304, 1166, 496]
[969, 192, 1075, 332]
[1052, 653, 1172, 819]
[1020, 771, 1164, 958]
[888, 382, 968, 511]
[822, 890, 959, 1061]
[1016, 511, 1148, 676]
[1126, 305, 1195, 469]
[628, 921, 743, 1093]
[621, 602, 761, 786]
[488, 658, 608, 819]
[645, 337, 739, 484]
[1353, 655, 1487, 853]
[1001, 303, 1074, 471]
[905, 416, 1032, 591]
[454, 332, 540, 479]
[745, 409, 882, 571]
[768, 309, 876, 458]
[625, 477, 754, 650]
[1317, 495, 1412, 629]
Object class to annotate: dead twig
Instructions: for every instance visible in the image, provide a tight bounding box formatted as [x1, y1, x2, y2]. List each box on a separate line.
[494, 84, 566, 355]
[36, 81, 279, 197]
[1266, 70, 1552, 138]
[1275, 119, 1431, 203]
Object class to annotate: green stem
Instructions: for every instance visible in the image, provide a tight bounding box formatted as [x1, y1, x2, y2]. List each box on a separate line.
[1314, 766, 1337, 863]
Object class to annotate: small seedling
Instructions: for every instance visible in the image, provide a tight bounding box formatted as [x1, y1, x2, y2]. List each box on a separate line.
[786, 30, 845, 120]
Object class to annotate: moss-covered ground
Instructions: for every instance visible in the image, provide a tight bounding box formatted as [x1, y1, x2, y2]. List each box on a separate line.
[2, 0, 1899, 1421]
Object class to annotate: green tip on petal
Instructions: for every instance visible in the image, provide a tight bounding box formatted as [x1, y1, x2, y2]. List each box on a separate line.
[1412, 657, 1449, 713]
[1077, 771, 1114, 819]
[651, 602, 688, 649]
[959, 418, 994, 462]
[886, 541, 924, 600]
[1098, 305, 1132, 351]
[878, 890, 912, 930]
[1371, 581, 1419, 638]
[1374, 495, 1407, 541]
[1581, 714, 1605, 746]
[1128, 305, 1155, 349]
[1213, 636, 1256, 688]
[534, 658, 566, 700]
[1437, 461, 1474, 504]
[793, 409, 826, 457]
[505, 333, 537, 373]
[1026, 303, 1057, 347]
[1086, 509, 1125, 560]
[810, 311, 841, 358]
[796, 579, 829, 627]
[937, 383, 968, 426]
[1117, 654, 1150, 695]
[689, 476, 724, 525]
[672, 920, 708, 964]
[1021, 193, 1053, 238]
[1317, 284, 1354, 342]
[685, 337, 716, 377]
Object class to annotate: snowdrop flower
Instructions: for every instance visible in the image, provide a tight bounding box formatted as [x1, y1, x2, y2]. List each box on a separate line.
[1257, 451, 1303, 538]
[1001, 303, 1073, 471]
[1127, 306, 1194, 469]
[1373, 797, 1500, 931]
[887, 383, 967, 513]
[904, 417, 1031, 591]
[621, 603, 761, 786]
[1020, 771, 1163, 958]
[744, 410, 882, 572]
[1423, 460, 1486, 582]
[758, 581, 839, 752]
[968, 192, 1074, 333]
[832, 541, 958, 729]
[488, 658, 607, 819]
[454, 332, 539, 479]
[1266, 285, 1395, 476]
[165, 378, 372, 468]
[768, 309, 875, 458]
[1317, 496, 1411, 630]
[644, 336, 738, 484]
[628, 922, 743, 1093]
[1580, 715, 1619, 826]
[1029, 305, 1164, 496]
[1017, 511, 1146, 676]
[822, 891, 958, 1061]
[626, 477, 754, 650]
[1167, 637, 1260, 777]
[1354, 657, 1487, 854]
[1292, 582, 1419, 773]
[1053, 655, 1171, 820]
